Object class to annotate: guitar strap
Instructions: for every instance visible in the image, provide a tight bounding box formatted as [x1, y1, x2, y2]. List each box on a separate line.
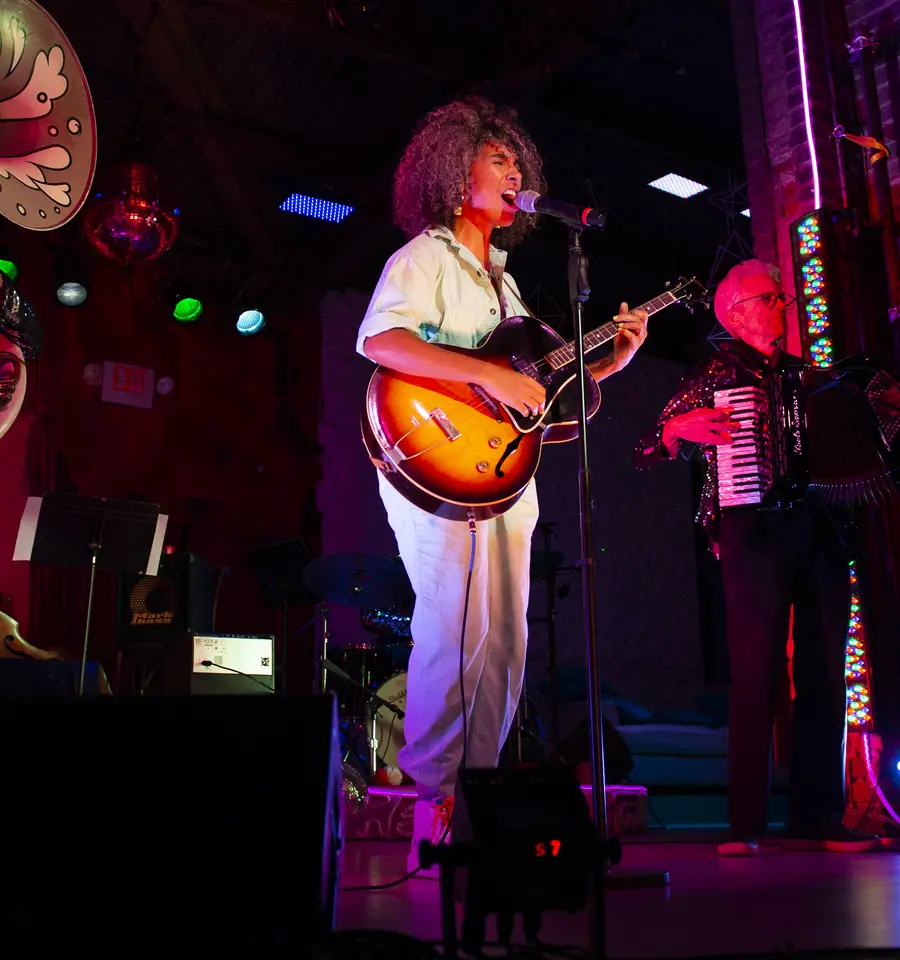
[496, 271, 538, 322]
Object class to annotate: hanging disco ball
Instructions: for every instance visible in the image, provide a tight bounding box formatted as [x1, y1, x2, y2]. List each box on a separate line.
[80, 161, 179, 265]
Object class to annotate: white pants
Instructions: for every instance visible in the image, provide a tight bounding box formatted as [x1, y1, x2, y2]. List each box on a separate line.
[378, 473, 539, 799]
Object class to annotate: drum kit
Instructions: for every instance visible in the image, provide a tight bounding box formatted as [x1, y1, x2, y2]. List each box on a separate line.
[300, 552, 416, 783]
[295, 525, 574, 785]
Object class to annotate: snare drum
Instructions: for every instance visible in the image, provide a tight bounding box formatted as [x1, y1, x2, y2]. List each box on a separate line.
[373, 670, 407, 768]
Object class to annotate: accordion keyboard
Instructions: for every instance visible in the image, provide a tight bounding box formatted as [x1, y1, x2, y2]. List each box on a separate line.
[714, 386, 773, 506]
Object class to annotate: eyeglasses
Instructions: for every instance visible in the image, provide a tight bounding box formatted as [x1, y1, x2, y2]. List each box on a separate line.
[732, 291, 796, 310]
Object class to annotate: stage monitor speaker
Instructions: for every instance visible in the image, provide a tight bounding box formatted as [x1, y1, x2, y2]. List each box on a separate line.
[115, 551, 216, 647]
[0, 693, 342, 949]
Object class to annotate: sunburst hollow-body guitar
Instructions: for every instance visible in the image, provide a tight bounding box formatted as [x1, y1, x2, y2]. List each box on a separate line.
[362, 277, 706, 521]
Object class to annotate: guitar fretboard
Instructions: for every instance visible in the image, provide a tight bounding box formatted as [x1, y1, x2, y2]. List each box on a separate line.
[544, 290, 680, 370]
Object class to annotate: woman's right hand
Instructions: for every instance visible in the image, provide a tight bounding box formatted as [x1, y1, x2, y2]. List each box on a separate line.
[478, 364, 546, 418]
[663, 407, 741, 448]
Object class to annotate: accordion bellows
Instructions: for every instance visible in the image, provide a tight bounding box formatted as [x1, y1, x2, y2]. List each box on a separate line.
[714, 365, 899, 510]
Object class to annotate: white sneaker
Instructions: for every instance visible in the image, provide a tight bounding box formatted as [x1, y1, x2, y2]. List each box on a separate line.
[407, 796, 454, 879]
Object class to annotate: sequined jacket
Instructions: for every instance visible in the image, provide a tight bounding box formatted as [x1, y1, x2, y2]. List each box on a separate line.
[634, 340, 803, 539]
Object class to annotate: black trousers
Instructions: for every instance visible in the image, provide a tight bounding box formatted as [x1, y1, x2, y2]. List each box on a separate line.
[718, 507, 850, 835]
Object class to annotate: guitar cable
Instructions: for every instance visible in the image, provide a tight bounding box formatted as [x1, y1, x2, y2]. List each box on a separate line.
[459, 506, 477, 772]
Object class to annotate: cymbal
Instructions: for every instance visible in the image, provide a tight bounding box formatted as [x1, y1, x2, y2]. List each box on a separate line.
[303, 553, 413, 608]
[530, 549, 566, 580]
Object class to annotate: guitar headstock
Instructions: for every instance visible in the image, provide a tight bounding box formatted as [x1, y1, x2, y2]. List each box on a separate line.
[664, 276, 710, 314]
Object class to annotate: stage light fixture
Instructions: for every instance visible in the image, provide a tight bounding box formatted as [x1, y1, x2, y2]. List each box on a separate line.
[741, 209, 751, 218]
[57, 282, 88, 306]
[173, 295, 203, 323]
[54, 247, 89, 307]
[0, 259, 18, 282]
[790, 209, 837, 369]
[648, 173, 708, 198]
[845, 559, 872, 729]
[278, 193, 354, 223]
[236, 308, 265, 336]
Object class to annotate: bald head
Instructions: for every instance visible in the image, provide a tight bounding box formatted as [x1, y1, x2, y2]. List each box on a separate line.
[713, 259, 781, 334]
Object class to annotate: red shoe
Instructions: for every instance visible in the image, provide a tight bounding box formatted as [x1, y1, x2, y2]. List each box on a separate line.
[407, 796, 454, 879]
[717, 835, 760, 857]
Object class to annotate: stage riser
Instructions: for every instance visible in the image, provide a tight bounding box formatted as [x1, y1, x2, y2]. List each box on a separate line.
[346, 784, 648, 840]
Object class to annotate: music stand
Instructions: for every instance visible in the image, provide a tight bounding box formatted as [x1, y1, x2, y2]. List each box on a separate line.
[13, 493, 166, 696]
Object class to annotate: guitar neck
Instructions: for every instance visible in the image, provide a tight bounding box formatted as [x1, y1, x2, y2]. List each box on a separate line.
[543, 289, 683, 369]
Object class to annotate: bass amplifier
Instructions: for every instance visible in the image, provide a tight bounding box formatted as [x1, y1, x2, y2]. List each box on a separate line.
[165, 632, 276, 695]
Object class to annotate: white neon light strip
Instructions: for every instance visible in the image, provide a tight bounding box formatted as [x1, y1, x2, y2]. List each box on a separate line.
[792, 0, 821, 209]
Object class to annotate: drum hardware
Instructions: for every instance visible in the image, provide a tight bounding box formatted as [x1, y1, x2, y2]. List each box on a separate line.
[320, 655, 404, 775]
[293, 552, 415, 777]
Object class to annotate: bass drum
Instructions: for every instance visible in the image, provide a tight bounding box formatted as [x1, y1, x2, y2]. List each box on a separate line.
[373, 671, 407, 771]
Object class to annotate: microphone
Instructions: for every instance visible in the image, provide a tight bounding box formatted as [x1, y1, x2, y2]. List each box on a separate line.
[513, 190, 607, 230]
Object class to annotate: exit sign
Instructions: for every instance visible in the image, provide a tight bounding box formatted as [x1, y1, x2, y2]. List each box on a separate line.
[101, 361, 155, 409]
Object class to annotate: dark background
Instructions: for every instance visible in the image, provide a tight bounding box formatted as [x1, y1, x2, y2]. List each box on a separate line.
[1, 0, 751, 706]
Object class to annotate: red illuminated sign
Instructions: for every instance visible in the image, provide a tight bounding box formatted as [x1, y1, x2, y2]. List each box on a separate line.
[101, 360, 155, 409]
[534, 840, 561, 857]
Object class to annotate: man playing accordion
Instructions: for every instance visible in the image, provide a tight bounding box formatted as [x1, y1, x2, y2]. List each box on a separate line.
[635, 258, 899, 857]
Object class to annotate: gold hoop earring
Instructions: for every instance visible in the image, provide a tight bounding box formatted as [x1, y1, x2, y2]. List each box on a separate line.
[454, 205, 463, 216]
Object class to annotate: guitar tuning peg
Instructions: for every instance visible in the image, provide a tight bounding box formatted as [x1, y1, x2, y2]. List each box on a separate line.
[686, 305, 695, 315]
[665, 281, 671, 289]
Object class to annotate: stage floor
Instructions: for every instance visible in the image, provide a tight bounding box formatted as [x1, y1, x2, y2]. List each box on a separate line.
[337, 832, 900, 957]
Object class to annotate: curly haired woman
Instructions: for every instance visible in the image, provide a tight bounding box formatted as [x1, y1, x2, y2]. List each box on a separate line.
[356, 98, 648, 876]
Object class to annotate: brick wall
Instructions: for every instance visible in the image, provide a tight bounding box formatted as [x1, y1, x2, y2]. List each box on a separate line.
[845, 0, 900, 220]
[731, 0, 847, 352]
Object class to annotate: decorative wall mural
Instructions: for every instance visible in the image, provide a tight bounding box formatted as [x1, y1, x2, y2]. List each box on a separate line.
[0, 1, 97, 231]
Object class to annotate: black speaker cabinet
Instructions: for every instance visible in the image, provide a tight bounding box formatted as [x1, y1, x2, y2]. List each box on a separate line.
[0, 694, 342, 949]
[0, 658, 108, 696]
[115, 551, 216, 647]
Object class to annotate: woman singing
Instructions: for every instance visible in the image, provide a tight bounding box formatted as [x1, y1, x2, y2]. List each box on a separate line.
[356, 97, 647, 876]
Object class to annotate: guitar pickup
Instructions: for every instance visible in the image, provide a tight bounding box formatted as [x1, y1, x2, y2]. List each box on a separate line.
[469, 384, 504, 422]
[385, 407, 460, 465]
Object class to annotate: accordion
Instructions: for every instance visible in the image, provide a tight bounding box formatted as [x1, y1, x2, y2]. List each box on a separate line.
[714, 363, 900, 510]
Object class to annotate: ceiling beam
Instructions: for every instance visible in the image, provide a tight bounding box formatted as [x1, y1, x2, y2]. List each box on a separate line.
[113, 0, 280, 263]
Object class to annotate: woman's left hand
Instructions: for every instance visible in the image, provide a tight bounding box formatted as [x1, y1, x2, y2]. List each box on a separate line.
[612, 302, 648, 371]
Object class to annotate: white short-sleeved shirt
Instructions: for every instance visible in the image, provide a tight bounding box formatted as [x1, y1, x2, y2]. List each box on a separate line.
[356, 226, 530, 358]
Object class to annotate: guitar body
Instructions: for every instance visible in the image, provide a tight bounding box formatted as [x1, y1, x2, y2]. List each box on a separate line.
[362, 314, 601, 521]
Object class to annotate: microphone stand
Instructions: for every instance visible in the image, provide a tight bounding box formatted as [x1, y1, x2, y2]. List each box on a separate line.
[566, 226, 668, 960]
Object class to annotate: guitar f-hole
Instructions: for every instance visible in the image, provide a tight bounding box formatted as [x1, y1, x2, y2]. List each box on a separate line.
[495, 434, 523, 478]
